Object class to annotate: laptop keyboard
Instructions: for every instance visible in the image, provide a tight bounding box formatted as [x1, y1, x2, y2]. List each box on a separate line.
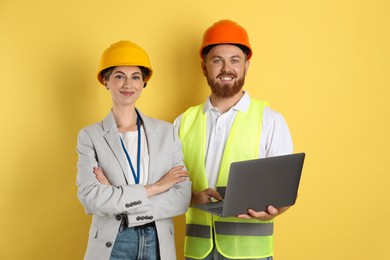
[209, 206, 223, 214]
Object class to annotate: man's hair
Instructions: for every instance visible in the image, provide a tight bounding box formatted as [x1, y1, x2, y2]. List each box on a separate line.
[201, 44, 251, 60]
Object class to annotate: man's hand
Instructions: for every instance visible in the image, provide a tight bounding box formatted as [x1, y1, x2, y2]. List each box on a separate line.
[191, 188, 223, 205]
[237, 205, 290, 221]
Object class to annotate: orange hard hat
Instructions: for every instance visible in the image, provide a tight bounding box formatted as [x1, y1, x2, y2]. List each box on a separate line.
[200, 20, 252, 60]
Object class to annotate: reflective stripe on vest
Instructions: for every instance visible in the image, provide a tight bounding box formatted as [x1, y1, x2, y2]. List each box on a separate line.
[187, 222, 274, 237]
[180, 98, 274, 259]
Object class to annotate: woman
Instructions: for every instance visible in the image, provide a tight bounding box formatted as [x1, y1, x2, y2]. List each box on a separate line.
[76, 40, 191, 260]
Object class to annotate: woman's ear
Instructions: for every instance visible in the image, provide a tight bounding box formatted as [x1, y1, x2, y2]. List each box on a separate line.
[103, 80, 109, 90]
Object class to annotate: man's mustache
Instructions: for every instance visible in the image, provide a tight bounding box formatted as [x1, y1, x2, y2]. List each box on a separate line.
[217, 72, 237, 78]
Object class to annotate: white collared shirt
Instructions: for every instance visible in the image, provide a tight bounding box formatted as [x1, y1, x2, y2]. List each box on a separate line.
[174, 92, 293, 189]
[119, 127, 150, 185]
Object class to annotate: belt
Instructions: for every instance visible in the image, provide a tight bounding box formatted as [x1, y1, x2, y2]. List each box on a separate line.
[133, 221, 156, 229]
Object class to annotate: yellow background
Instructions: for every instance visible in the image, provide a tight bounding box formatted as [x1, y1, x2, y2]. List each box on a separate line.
[1, 0, 389, 259]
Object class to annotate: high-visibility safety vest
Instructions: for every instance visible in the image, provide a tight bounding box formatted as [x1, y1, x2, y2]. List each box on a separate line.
[180, 98, 274, 259]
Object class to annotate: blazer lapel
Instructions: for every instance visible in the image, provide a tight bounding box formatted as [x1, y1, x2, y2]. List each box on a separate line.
[102, 111, 131, 184]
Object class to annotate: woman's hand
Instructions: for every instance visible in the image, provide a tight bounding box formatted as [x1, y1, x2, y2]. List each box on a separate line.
[93, 167, 112, 186]
[145, 165, 189, 197]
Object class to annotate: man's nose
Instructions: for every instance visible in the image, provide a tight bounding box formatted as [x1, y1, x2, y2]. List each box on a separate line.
[221, 61, 231, 72]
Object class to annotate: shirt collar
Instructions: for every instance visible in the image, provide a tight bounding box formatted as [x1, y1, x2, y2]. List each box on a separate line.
[203, 91, 251, 114]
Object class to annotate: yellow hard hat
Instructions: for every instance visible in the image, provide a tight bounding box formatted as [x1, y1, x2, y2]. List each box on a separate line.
[200, 20, 252, 60]
[97, 40, 153, 85]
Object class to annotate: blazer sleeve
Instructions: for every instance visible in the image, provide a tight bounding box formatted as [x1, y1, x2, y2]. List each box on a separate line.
[76, 127, 150, 217]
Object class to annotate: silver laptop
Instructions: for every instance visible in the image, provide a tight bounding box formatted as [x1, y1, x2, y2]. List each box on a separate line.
[193, 153, 305, 217]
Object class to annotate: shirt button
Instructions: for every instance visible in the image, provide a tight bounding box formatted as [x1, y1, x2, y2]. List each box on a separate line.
[115, 215, 122, 221]
[106, 242, 112, 248]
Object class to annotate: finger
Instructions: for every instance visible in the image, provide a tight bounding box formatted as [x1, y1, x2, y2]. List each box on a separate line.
[176, 170, 189, 178]
[96, 177, 106, 184]
[206, 189, 223, 201]
[95, 174, 107, 182]
[171, 169, 188, 175]
[93, 167, 103, 175]
[266, 205, 279, 216]
[196, 190, 213, 204]
[214, 192, 223, 201]
[249, 209, 268, 216]
[94, 171, 105, 179]
[237, 213, 252, 219]
[247, 209, 274, 221]
[95, 176, 104, 184]
[179, 172, 189, 178]
[94, 172, 109, 183]
[170, 165, 185, 172]
[97, 177, 110, 185]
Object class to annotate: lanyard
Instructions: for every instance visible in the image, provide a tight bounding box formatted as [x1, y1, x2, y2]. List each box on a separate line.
[120, 113, 141, 184]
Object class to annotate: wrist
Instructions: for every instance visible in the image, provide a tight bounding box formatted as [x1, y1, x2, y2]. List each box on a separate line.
[145, 184, 160, 197]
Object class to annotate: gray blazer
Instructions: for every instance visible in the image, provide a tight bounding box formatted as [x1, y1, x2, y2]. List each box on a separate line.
[76, 110, 191, 260]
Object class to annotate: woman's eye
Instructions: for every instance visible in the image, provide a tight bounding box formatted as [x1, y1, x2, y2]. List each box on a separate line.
[114, 75, 125, 80]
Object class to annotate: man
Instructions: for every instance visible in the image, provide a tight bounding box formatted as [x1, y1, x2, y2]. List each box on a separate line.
[174, 20, 293, 260]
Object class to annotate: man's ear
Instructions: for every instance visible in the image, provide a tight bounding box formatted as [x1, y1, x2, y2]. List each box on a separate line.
[201, 61, 207, 76]
[244, 60, 250, 76]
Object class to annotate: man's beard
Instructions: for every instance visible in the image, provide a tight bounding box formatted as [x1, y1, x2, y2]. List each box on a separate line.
[206, 72, 245, 98]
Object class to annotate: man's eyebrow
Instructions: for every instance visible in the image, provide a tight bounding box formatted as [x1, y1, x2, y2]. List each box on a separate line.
[210, 55, 223, 59]
[230, 55, 243, 59]
[210, 55, 243, 59]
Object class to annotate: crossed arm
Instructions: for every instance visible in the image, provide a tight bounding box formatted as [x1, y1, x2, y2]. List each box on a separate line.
[93, 165, 189, 197]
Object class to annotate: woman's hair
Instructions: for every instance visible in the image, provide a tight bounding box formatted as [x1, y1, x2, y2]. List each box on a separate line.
[100, 66, 150, 83]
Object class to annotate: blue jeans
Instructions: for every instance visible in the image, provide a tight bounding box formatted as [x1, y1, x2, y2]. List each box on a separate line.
[110, 222, 160, 260]
[186, 246, 273, 260]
